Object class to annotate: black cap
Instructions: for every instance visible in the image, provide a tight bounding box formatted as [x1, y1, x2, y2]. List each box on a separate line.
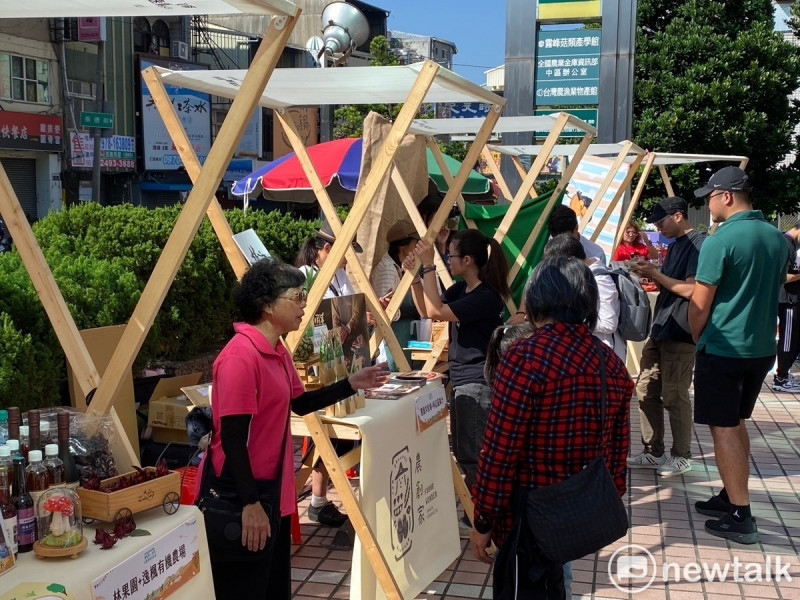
[646, 196, 689, 223]
[694, 166, 752, 198]
[317, 221, 362, 253]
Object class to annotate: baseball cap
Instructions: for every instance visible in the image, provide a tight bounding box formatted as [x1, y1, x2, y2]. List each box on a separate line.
[386, 219, 421, 243]
[646, 196, 689, 223]
[694, 166, 752, 198]
[317, 221, 362, 253]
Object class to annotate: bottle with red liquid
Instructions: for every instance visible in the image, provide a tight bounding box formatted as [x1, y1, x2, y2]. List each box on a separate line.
[25, 450, 48, 544]
[18, 426, 29, 464]
[43, 444, 64, 489]
[27, 409, 41, 454]
[0, 465, 17, 556]
[12, 455, 34, 552]
[6, 407, 20, 443]
[57, 411, 79, 491]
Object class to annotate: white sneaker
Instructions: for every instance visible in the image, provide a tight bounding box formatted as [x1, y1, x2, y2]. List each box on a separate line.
[657, 456, 692, 477]
[627, 452, 667, 469]
[771, 376, 799, 392]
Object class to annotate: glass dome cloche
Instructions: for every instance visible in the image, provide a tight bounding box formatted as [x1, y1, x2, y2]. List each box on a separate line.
[33, 487, 87, 559]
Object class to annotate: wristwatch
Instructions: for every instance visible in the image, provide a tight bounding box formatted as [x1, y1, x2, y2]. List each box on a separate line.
[473, 514, 492, 534]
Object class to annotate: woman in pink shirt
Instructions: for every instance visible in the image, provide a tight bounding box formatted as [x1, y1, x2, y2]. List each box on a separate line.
[199, 258, 386, 600]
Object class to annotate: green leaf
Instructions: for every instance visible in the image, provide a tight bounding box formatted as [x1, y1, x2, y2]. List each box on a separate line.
[129, 529, 151, 536]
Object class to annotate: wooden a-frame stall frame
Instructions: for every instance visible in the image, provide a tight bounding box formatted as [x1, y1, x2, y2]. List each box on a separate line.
[406, 115, 599, 315]
[154, 60, 508, 598]
[0, 0, 300, 474]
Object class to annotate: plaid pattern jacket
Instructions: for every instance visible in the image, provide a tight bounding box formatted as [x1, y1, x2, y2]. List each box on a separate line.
[472, 322, 632, 543]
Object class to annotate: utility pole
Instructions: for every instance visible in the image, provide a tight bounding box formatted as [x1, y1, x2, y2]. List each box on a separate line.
[91, 40, 105, 203]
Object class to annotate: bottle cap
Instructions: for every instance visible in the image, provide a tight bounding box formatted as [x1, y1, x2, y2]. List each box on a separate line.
[41, 421, 50, 433]
[45, 444, 58, 457]
[6, 440, 19, 452]
[0, 410, 6, 420]
[28, 450, 42, 462]
[0, 446, 9, 457]
[19, 425, 29, 436]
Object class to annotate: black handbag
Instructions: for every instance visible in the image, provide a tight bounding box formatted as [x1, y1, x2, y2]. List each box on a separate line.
[523, 338, 629, 564]
[197, 411, 288, 563]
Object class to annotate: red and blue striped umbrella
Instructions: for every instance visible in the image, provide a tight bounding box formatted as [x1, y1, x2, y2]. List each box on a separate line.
[232, 137, 362, 204]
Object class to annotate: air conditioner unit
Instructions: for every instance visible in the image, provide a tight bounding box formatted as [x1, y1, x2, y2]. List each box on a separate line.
[171, 40, 189, 61]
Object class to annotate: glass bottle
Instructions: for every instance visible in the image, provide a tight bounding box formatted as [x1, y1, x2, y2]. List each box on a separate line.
[36, 487, 83, 550]
[40, 420, 52, 446]
[27, 409, 41, 454]
[57, 411, 79, 491]
[18, 426, 29, 463]
[0, 446, 12, 498]
[0, 409, 8, 445]
[0, 465, 17, 556]
[6, 407, 20, 443]
[12, 455, 34, 552]
[43, 444, 64, 489]
[26, 450, 47, 543]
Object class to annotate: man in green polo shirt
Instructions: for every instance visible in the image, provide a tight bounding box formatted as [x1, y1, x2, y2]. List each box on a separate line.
[689, 166, 787, 544]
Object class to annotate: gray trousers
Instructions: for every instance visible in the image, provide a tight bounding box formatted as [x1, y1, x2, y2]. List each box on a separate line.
[450, 382, 492, 490]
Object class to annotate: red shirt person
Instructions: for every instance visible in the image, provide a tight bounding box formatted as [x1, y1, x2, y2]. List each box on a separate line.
[613, 222, 658, 262]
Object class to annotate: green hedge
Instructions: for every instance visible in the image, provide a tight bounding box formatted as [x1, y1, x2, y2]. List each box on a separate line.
[0, 204, 319, 410]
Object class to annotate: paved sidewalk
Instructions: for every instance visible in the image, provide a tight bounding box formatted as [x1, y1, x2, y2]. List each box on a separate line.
[291, 383, 800, 599]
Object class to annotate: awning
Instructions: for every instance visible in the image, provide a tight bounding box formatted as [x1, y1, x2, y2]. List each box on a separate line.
[140, 181, 193, 192]
[3, 0, 297, 18]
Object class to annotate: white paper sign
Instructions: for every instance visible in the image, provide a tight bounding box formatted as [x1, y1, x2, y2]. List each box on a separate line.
[414, 385, 447, 432]
[92, 516, 200, 600]
[232, 229, 271, 265]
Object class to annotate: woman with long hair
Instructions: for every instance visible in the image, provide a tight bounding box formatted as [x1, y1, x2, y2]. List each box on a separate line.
[612, 221, 657, 262]
[404, 228, 511, 496]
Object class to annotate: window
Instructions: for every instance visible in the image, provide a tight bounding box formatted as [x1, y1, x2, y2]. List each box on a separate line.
[0, 53, 50, 103]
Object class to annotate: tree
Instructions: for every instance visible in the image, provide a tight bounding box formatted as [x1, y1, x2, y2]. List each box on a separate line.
[633, 0, 800, 216]
[333, 36, 401, 138]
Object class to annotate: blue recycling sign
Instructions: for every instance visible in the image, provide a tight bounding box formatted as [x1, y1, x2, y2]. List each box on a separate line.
[535, 29, 602, 106]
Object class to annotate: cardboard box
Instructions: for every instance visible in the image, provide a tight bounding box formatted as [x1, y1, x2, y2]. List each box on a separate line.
[146, 373, 205, 443]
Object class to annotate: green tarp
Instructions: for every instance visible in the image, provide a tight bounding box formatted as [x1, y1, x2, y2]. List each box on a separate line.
[461, 189, 565, 311]
[426, 149, 491, 196]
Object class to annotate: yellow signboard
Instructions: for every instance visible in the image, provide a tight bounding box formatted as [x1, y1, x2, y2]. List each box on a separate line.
[539, 0, 601, 20]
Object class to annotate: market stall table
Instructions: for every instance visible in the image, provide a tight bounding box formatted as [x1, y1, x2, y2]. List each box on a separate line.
[1, 505, 213, 600]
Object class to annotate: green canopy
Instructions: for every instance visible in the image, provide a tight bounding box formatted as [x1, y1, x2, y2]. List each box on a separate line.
[461, 188, 565, 311]
[426, 149, 492, 196]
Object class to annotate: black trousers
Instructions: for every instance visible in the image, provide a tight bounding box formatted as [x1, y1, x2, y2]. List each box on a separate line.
[776, 303, 800, 379]
[211, 514, 291, 600]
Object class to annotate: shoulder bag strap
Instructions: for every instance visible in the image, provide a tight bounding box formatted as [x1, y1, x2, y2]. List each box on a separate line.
[592, 336, 608, 458]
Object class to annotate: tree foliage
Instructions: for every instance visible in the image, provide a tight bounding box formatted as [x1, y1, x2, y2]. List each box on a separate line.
[633, 0, 800, 216]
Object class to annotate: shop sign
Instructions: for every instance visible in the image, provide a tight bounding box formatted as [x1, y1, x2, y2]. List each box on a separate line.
[140, 57, 211, 171]
[70, 132, 136, 169]
[535, 30, 602, 106]
[0, 111, 62, 151]
[539, 0, 602, 20]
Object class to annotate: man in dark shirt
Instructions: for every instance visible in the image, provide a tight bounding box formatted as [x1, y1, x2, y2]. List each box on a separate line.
[772, 224, 800, 391]
[628, 197, 704, 477]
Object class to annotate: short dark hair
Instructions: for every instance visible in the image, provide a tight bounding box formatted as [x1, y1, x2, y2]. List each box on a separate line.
[543, 233, 586, 260]
[524, 256, 598, 329]
[548, 204, 578, 237]
[234, 258, 305, 324]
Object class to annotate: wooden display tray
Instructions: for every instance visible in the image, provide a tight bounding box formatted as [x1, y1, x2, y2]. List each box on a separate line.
[77, 468, 181, 522]
[294, 353, 321, 388]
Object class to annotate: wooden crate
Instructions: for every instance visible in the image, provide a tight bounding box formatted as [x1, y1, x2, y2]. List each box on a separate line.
[77, 468, 181, 522]
[294, 354, 321, 388]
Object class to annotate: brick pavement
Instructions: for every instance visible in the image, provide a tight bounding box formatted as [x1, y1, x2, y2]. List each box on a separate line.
[291, 383, 800, 599]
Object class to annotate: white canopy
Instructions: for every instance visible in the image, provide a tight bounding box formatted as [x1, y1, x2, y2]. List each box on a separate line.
[646, 152, 749, 166]
[407, 114, 596, 136]
[489, 142, 644, 157]
[3, 0, 297, 18]
[155, 63, 505, 109]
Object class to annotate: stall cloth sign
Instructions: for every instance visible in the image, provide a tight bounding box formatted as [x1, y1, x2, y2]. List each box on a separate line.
[92, 516, 200, 600]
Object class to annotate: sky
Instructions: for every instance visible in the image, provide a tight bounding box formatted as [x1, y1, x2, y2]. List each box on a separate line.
[380, 0, 506, 85]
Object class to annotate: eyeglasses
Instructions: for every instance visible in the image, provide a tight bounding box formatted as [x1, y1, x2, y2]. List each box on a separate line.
[654, 215, 672, 228]
[707, 190, 726, 202]
[448, 254, 463, 260]
[279, 290, 307, 304]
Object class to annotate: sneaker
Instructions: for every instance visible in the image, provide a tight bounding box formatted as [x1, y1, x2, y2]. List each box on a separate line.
[771, 376, 799, 392]
[308, 502, 348, 527]
[704, 513, 759, 545]
[627, 451, 667, 469]
[695, 492, 733, 518]
[657, 456, 692, 477]
[458, 520, 473, 539]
